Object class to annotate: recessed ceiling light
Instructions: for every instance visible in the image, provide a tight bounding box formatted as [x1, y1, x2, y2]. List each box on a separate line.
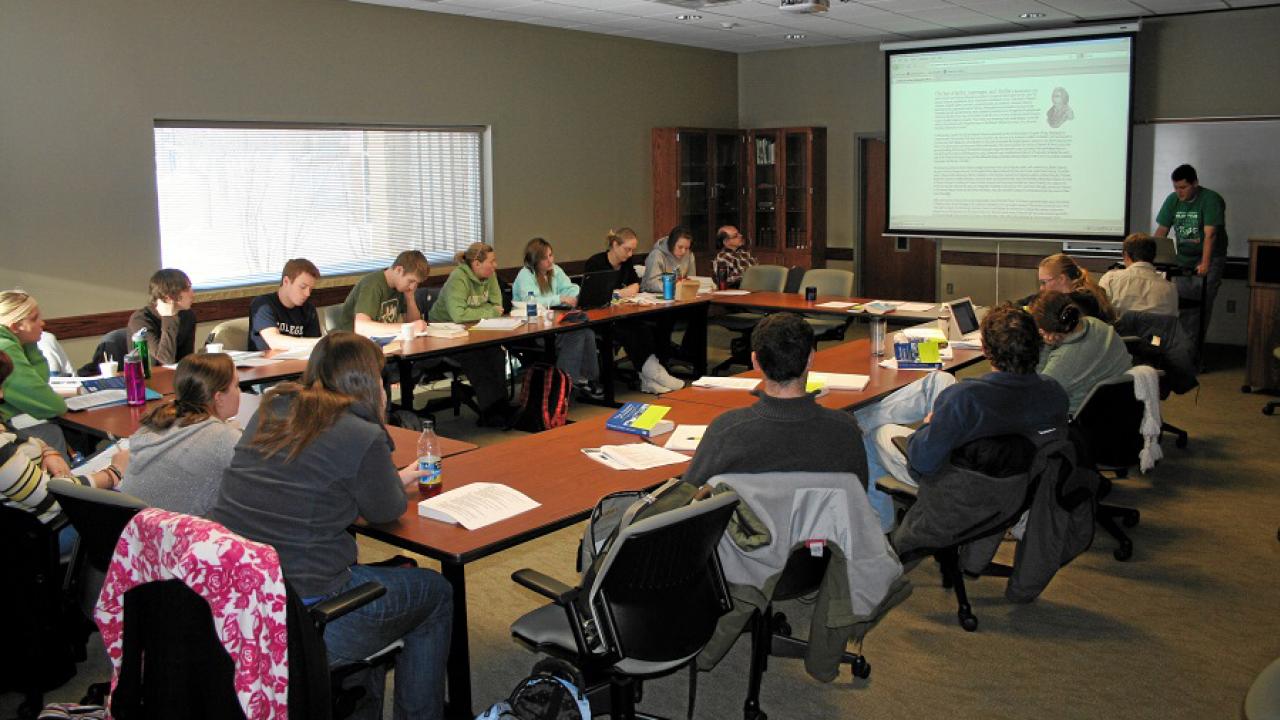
[786, 33, 806, 39]
[1020, 12, 1045, 18]
[675, 14, 702, 20]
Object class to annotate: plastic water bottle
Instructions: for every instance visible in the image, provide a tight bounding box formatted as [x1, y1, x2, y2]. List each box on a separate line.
[123, 351, 147, 406]
[416, 421, 443, 497]
[132, 328, 151, 379]
[611, 290, 621, 306]
[526, 292, 538, 323]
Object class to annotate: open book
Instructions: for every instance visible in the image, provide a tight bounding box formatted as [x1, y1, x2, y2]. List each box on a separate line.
[418, 323, 468, 339]
[417, 482, 540, 530]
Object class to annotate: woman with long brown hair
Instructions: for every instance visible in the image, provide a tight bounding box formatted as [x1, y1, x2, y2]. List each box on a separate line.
[512, 237, 603, 399]
[119, 353, 242, 516]
[210, 332, 451, 720]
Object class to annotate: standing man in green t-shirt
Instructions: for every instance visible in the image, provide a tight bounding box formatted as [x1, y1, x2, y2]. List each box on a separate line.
[337, 250, 431, 336]
[1154, 163, 1227, 354]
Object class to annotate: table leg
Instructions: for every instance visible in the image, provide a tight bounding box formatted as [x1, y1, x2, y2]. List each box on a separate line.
[599, 322, 617, 405]
[692, 303, 709, 378]
[398, 355, 415, 414]
[442, 561, 473, 720]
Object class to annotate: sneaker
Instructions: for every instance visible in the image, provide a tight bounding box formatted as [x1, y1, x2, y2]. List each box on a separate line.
[653, 365, 684, 392]
[640, 376, 672, 394]
[575, 380, 605, 402]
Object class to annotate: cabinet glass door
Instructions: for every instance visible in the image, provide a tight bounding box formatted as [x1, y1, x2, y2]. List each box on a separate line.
[752, 132, 779, 253]
[785, 131, 810, 251]
[712, 133, 742, 239]
[678, 131, 709, 252]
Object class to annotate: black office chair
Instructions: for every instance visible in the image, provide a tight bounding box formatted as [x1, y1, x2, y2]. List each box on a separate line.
[710, 265, 788, 375]
[1115, 310, 1197, 448]
[95, 510, 398, 720]
[1071, 376, 1146, 561]
[47, 478, 149, 574]
[741, 548, 868, 720]
[509, 492, 739, 720]
[0, 507, 80, 719]
[77, 327, 132, 376]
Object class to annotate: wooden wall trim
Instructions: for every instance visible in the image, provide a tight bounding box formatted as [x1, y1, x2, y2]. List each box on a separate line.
[940, 251, 1117, 274]
[825, 247, 854, 261]
[45, 259, 598, 341]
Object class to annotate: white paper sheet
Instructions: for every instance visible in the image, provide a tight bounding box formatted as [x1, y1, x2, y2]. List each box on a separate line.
[473, 317, 527, 331]
[592, 443, 691, 470]
[897, 302, 937, 312]
[691, 376, 761, 390]
[417, 482, 540, 530]
[712, 290, 751, 296]
[807, 372, 870, 391]
[815, 301, 856, 309]
[663, 425, 707, 452]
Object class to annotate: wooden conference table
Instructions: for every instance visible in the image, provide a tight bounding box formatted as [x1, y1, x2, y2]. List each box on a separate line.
[353, 328, 987, 718]
[711, 290, 945, 323]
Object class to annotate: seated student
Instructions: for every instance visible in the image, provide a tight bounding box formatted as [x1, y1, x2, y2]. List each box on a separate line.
[583, 229, 682, 394]
[119, 353, 242, 517]
[711, 225, 757, 289]
[337, 250, 430, 336]
[855, 304, 1070, 531]
[1031, 253, 1115, 322]
[1, 350, 130, 554]
[209, 332, 450, 720]
[641, 225, 696, 293]
[128, 268, 197, 365]
[249, 258, 323, 351]
[0, 291, 71, 452]
[682, 313, 867, 487]
[1029, 291, 1133, 415]
[512, 238, 603, 400]
[428, 243, 513, 426]
[1099, 233, 1179, 317]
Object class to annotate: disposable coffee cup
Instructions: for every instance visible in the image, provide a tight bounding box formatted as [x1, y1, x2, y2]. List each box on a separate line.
[400, 322, 415, 341]
[205, 343, 224, 354]
[805, 286, 817, 302]
[98, 360, 118, 377]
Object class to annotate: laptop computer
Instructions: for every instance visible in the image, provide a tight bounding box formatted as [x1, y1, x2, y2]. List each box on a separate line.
[944, 297, 983, 346]
[577, 269, 620, 310]
[1152, 234, 1180, 268]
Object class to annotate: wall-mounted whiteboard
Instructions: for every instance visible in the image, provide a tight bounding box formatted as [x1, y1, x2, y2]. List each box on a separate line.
[1129, 119, 1280, 259]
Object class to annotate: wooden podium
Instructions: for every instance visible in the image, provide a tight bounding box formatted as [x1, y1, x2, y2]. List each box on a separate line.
[1245, 237, 1280, 391]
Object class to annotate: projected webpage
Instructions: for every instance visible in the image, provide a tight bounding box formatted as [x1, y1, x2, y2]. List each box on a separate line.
[888, 36, 1132, 238]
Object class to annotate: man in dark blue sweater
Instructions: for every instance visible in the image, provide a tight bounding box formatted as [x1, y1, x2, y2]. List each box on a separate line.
[856, 304, 1069, 530]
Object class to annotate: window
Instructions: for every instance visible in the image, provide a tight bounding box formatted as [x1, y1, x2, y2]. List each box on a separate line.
[154, 122, 486, 289]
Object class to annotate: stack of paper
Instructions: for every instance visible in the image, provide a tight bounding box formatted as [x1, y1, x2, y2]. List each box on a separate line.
[663, 425, 707, 452]
[691, 376, 761, 390]
[419, 323, 468, 339]
[417, 482, 540, 530]
[816, 301, 857, 309]
[473, 317, 527, 331]
[582, 443, 691, 470]
[688, 276, 715, 294]
[712, 289, 751, 296]
[274, 346, 314, 360]
[807, 372, 870, 391]
[898, 302, 937, 312]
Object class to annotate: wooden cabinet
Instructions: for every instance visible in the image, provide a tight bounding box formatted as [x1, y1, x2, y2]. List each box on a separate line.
[654, 126, 826, 273]
[1245, 237, 1280, 390]
[652, 128, 745, 273]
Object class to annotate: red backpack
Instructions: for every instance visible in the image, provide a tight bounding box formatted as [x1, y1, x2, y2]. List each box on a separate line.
[509, 362, 571, 432]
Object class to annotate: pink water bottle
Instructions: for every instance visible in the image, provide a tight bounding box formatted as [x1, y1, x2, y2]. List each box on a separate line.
[123, 352, 146, 406]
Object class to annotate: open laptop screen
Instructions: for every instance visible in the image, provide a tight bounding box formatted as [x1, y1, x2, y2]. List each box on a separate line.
[951, 298, 980, 336]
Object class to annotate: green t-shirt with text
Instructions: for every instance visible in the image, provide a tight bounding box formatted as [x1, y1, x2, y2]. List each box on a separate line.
[1155, 186, 1227, 267]
[338, 271, 405, 332]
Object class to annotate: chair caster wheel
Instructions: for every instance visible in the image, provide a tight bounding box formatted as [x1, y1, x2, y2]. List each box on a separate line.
[772, 613, 792, 637]
[959, 613, 979, 632]
[745, 710, 767, 720]
[1265, 406, 1275, 416]
[1176, 433, 1189, 447]
[1123, 511, 1140, 528]
[851, 655, 871, 679]
[1114, 543, 1133, 561]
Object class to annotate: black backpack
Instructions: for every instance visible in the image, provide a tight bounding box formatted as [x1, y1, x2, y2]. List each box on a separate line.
[477, 658, 591, 720]
[509, 362, 571, 432]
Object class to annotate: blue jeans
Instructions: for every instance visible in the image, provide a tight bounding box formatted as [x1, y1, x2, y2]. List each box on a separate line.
[322, 564, 453, 720]
[854, 371, 956, 532]
[1174, 254, 1225, 353]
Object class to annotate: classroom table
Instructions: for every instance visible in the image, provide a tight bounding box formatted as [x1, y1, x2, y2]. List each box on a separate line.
[351, 397, 725, 718]
[666, 337, 986, 411]
[709, 290, 945, 323]
[390, 297, 711, 411]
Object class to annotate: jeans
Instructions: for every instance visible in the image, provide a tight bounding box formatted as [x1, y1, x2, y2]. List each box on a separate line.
[555, 328, 599, 382]
[853, 371, 957, 532]
[322, 564, 453, 720]
[1174, 254, 1225, 354]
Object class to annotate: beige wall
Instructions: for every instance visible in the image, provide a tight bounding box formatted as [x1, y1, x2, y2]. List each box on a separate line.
[0, 0, 737, 326]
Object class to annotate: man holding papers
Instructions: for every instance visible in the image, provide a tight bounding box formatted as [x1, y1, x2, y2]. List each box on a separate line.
[682, 313, 867, 488]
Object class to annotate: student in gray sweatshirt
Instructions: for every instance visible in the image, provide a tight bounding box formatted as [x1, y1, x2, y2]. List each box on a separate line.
[119, 353, 242, 516]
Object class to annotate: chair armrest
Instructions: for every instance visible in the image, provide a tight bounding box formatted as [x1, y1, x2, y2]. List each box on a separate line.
[512, 568, 578, 605]
[309, 581, 386, 627]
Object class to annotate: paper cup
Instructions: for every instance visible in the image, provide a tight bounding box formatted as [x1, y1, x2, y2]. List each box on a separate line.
[400, 322, 415, 340]
[205, 343, 224, 354]
[98, 360, 118, 377]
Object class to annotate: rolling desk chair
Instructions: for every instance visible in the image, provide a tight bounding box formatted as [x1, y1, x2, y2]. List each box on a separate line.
[797, 269, 855, 345]
[1071, 376, 1147, 561]
[205, 317, 251, 352]
[710, 264, 788, 375]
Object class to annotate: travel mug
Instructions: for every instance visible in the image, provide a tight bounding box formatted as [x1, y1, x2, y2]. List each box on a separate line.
[805, 286, 817, 302]
[661, 273, 675, 301]
[870, 318, 887, 356]
[124, 355, 147, 406]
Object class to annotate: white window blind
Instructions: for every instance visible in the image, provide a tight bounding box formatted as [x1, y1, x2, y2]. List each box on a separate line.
[154, 123, 485, 289]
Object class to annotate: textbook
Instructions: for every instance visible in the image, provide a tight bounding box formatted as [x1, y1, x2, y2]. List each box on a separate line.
[893, 337, 944, 369]
[807, 372, 870, 392]
[605, 402, 674, 437]
[417, 482, 540, 530]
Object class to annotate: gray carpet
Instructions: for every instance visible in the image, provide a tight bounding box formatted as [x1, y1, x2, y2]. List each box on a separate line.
[7, 333, 1278, 720]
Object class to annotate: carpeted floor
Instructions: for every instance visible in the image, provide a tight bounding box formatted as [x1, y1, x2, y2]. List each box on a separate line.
[7, 332, 1278, 720]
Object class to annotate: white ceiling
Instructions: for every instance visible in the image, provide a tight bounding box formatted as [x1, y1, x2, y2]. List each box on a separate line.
[350, 0, 1278, 52]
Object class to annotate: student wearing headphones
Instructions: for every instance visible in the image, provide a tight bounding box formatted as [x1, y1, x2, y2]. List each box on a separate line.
[1028, 291, 1132, 415]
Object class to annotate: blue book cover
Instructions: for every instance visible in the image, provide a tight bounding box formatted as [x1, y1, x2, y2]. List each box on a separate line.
[605, 402, 674, 437]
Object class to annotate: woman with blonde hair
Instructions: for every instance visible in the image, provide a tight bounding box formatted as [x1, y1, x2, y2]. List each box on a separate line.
[119, 353, 242, 516]
[210, 332, 451, 720]
[0, 289, 74, 456]
[428, 242, 515, 425]
[584, 229, 683, 393]
[512, 237, 603, 400]
[1036, 254, 1115, 322]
